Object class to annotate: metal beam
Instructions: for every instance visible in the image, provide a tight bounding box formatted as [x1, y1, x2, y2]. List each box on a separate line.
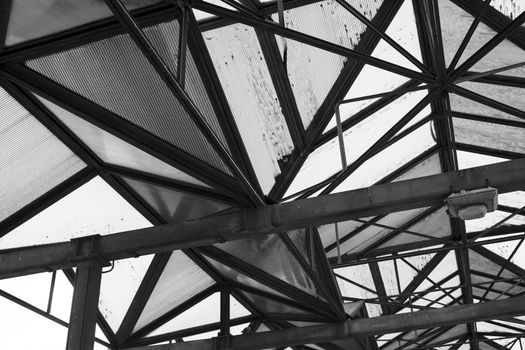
[1, 158, 525, 279]
[66, 263, 103, 350]
[125, 295, 525, 350]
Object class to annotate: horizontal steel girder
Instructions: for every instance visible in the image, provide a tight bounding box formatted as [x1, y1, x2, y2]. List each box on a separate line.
[125, 295, 525, 350]
[1, 158, 524, 279]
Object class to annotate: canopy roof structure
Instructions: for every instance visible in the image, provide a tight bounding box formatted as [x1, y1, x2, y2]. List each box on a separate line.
[0, 0, 525, 349]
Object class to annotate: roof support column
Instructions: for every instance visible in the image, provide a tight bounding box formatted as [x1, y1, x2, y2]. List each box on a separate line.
[66, 262, 103, 350]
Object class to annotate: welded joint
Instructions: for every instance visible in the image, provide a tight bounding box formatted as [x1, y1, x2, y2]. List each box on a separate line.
[68, 235, 111, 268]
[240, 206, 281, 234]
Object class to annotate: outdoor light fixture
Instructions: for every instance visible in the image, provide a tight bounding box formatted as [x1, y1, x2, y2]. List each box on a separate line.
[445, 187, 498, 220]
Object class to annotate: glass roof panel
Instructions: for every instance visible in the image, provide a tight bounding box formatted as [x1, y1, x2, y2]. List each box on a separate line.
[453, 117, 525, 154]
[371, 0, 422, 71]
[36, 94, 209, 188]
[438, 0, 477, 67]
[276, 37, 346, 129]
[328, 207, 429, 257]
[457, 150, 508, 169]
[0, 88, 86, 223]
[215, 234, 324, 299]
[449, 93, 524, 122]
[466, 208, 525, 233]
[122, 177, 231, 223]
[489, 0, 525, 21]
[203, 255, 294, 302]
[202, 23, 293, 193]
[0, 176, 151, 249]
[378, 207, 452, 249]
[26, 31, 231, 174]
[318, 219, 365, 249]
[149, 292, 220, 337]
[134, 250, 215, 332]
[332, 121, 436, 193]
[0, 177, 151, 249]
[239, 291, 310, 316]
[457, 81, 525, 114]
[286, 89, 428, 196]
[230, 294, 251, 319]
[469, 249, 518, 280]
[99, 255, 153, 331]
[441, 1, 497, 68]
[50, 271, 73, 321]
[393, 152, 442, 182]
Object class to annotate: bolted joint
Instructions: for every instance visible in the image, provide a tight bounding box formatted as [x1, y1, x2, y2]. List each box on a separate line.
[68, 235, 111, 268]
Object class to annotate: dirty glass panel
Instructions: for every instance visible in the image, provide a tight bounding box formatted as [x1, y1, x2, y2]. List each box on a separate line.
[99, 255, 153, 331]
[0, 88, 86, 222]
[449, 93, 524, 123]
[438, 0, 495, 68]
[286, 89, 428, 196]
[453, 118, 525, 154]
[0, 177, 150, 249]
[457, 82, 525, 115]
[36, 94, 209, 187]
[122, 177, 231, 223]
[371, 0, 423, 71]
[134, 250, 215, 332]
[203, 24, 293, 193]
[333, 121, 436, 193]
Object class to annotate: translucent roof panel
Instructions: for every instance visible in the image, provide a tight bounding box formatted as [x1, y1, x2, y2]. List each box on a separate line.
[378, 207, 452, 249]
[327, 207, 429, 257]
[5, 0, 162, 47]
[26, 30, 231, 174]
[370, 0, 423, 71]
[453, 118, 525, 154]
[35, 94, 209, 188]
[148, 292, 220, 337]
[457, 82, 525, 115]
[286, 89, 429, 196]
[449, 93, 525, 123]
[99, 255, 153, 331]
[203, 23, 293, 193]
[438, 0, 496, 68]
[271, 0, 383, 128]
[215, 234, 324, 299]
[0, 88, 86, 222]
[332, 121, 436, 193]
[457, 150, 508, 170]
[0, 176, 151, 250]
[489, 0, 525, 21]
[0, 272, 52, 310]
[122, 177, 231, 223]
[134, 250, 215, 332]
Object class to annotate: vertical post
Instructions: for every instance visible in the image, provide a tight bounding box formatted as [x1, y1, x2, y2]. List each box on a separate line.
[66, 263, 103, 350]
[219, 286, 230, 337]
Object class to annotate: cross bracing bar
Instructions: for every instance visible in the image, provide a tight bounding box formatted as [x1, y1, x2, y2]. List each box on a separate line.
[0, 158, 524, 279]
[124, 295, 525, 350]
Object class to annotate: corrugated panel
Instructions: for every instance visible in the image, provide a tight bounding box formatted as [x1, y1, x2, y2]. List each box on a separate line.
[203, 24, 294, 194]
[36, 94, 209, 188]
[5, 0, 161, 47]
[272, 0, 381, 128]
[26, 31, 231, 174]
[0, 88, 85, 222]
[143, 20, 230, 149]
